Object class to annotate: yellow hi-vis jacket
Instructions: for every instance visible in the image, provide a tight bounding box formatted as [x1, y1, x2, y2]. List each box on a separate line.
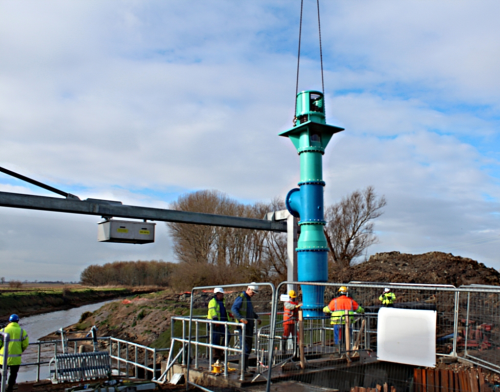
[0, 322, 29, 366]
[207, 297, 233, 322]
[379, 292, 396, 306]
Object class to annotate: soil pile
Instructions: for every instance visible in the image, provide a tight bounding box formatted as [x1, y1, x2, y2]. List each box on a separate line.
[335, 251, 500, 287]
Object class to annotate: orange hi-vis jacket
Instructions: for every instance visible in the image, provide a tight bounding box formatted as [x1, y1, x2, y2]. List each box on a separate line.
[283, 300, 299, 325]
[323, 295, 364, 325]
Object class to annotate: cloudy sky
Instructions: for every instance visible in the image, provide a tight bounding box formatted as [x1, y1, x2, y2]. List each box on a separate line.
[1, 1, 500, 281]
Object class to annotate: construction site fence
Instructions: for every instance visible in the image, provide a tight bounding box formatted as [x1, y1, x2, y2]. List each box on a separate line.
[179, 281, 500, 392]
[271, 282, 500, 376]
[185, 282, 276, 391]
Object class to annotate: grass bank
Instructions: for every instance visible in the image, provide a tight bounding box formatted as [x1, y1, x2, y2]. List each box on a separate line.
[0, 285, 163, 320]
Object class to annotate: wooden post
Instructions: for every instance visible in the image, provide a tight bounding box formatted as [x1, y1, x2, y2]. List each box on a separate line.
[298, 310, 306, 369]
[345, 310, 351, 352]
[353, 319, 366, 351]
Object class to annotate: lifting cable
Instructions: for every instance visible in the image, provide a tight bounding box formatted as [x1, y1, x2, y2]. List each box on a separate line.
[294, 0, 325, 124]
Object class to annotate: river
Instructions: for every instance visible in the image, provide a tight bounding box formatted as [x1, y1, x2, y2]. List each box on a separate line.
[16, 298, 120, 383]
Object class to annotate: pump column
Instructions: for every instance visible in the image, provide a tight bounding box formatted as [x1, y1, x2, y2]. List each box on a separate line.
[280, 90, 344, 318]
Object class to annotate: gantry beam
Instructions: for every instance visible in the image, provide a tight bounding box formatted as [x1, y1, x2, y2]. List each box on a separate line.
[0, 191, 287, 232]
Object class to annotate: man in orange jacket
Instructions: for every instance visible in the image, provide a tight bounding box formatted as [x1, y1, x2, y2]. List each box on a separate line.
[323, 286, 364, 345]
[283, 290, 301, 341]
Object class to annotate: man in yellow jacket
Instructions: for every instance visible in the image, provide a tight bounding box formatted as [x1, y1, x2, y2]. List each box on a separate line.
[207, 288, 233, 361]
[0, 314, 29, 392]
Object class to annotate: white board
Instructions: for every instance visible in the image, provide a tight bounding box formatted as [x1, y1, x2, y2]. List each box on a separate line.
[377, 307, 436, 367]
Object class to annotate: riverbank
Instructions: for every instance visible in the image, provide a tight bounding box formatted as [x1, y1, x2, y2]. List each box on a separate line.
[0, 285, 164, 322]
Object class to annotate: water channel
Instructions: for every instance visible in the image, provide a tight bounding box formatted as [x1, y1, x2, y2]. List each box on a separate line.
[16, 298, 120, 383]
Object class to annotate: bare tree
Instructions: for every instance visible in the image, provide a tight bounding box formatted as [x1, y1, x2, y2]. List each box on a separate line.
[166, 190, 288, 289]
[324, 186, 387, 270]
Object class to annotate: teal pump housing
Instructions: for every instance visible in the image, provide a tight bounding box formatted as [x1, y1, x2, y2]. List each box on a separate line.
[280, 91, 344, 318]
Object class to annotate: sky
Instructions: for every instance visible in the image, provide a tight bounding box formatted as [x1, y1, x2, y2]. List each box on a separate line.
[1, 0, 500, 281]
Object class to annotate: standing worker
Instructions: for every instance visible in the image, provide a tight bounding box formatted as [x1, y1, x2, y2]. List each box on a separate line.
[0, 314, 29, 392]
[379, 288, 396, 307]
[231, 283, 261, 375]
[207, 287, 233, 361]
[323, 286, 364, 346]
[283, 290, 301, 341]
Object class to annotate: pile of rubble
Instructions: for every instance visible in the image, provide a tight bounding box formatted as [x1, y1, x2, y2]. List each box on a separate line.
[335, 251, 500, 287]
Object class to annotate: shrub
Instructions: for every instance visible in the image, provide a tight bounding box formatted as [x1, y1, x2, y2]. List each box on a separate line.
[79, 311, 93, 323]
[137, 310, 146, 320]
[8, 281, 22, 289]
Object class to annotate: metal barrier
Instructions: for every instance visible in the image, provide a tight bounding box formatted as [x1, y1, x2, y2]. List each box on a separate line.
[108, 337, 168, 380]
[185, 282, 277, 391]
[18, 333, 169, 383]
[0, 332, 9, 392]
[260, 281, 500, 392]
[49, 351, 111, 383]
[158, 317, 246, 382]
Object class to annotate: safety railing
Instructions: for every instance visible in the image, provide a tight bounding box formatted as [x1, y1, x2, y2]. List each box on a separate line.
[159, 316, 246, 382]
[0, 332, 9, 392]
[183, 282, 277, 391]
[108, 337, 169, 380]
[17, 331, 169, 383]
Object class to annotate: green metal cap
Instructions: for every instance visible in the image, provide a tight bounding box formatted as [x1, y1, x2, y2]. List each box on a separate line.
[279, 91, 344, 151]
[296, 91, 325, 124]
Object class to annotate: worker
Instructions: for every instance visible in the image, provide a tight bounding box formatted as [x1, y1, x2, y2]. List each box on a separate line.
[323, 286, 364, 346]
[0, 314, 29, 392]
[283, 290, 301, 341]
[379, 288, 396, 307]
[231, 283, 261, 374]
[207, 287, 233, 361]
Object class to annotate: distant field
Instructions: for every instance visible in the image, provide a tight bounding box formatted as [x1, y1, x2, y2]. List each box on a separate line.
[0, 283, 129, 295]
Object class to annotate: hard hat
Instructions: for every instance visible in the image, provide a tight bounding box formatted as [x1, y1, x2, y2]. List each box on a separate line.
[214, 287, 224, 294]
[9, 314, 19, 323]
[338, 286, 348, 294]
[288, 290, 297, 298]
[384, 288, 390, 293]
[248, 283, 259, 293]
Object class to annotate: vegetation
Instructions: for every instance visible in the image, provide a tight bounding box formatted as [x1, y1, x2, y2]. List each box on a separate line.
[324, 186, 387, 270]
[75, 187, 385, 291]
[167, 188, 386, 290]
[80, 260, 176, 286]
[8, 280, 23, 288]
[167, 191, 287, 290]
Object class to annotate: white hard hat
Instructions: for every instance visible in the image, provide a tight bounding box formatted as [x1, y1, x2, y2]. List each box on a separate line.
[248, 283, 259, 293]
[214, 287, 224, 294]
[384, 288, 390, 292]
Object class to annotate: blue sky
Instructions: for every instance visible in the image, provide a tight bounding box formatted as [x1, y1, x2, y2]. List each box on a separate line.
[1, 0, 500, 281]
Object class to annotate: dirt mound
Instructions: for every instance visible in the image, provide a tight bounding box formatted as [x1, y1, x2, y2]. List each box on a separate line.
[335, 251, 500, 287]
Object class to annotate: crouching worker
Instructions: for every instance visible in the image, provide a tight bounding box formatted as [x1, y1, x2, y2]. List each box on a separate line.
[0, 314, 29, 392]
[208, 287, 233, 361]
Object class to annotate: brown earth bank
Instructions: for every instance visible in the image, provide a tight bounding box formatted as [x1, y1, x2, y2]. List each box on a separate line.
[0, 286, 164, 322]
[334, 251, 500, 286]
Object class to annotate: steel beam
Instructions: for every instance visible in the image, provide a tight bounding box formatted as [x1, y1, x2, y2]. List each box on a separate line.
[0, 191, 287, 232]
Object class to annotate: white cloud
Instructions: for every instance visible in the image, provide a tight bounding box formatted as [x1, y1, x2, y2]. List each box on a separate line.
[1, 1, 500, 280]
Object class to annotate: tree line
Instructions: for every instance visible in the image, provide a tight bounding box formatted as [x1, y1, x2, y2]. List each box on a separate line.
[80, 187, 386, 290]
[80, 260, 176, 286]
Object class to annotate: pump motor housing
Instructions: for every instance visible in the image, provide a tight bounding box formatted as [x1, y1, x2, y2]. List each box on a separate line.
[97, 219, 155, 244]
